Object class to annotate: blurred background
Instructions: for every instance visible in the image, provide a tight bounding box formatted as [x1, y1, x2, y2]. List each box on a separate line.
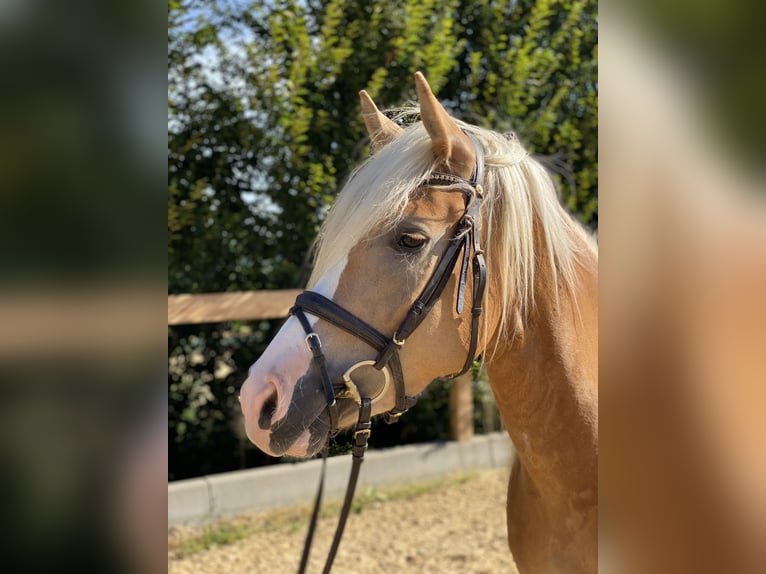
[1, 0, 166, 573]
[599, 2, 766, 573]
[167, 0, 598, 481]
[0, 0, 763, 572]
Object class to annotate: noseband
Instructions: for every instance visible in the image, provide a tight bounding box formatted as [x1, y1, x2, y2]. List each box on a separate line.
[290, 135, 487, 573]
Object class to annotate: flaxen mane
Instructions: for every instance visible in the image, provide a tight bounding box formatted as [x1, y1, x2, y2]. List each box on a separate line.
[309, 111, 593, 343]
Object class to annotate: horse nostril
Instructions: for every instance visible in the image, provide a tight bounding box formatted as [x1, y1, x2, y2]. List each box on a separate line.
[258, 388, 277, 430]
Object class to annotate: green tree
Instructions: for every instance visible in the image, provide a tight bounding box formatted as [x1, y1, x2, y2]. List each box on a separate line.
[451, 0, 598, 224]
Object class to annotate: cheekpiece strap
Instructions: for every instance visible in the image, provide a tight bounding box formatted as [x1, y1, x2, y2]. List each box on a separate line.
[289, 306, 339, 430]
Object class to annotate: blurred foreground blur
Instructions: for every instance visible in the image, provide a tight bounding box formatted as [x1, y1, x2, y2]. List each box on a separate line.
[600, 3, 766, 573]
[0, 0, 165, 572]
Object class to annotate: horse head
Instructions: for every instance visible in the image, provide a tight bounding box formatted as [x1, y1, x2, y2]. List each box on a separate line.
[239, 73, 499, 457]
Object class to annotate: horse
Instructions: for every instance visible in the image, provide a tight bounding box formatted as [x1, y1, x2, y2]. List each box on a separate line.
[239, 72, 598, 573]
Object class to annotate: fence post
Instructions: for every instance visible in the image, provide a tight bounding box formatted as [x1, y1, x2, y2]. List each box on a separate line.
[449, 372, 474, 442]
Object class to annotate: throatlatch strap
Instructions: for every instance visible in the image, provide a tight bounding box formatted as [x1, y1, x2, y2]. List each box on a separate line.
[456, 237, 471, 315]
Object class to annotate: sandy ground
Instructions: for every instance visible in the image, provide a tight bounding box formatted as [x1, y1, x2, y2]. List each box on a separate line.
[169, 467, 519, 573]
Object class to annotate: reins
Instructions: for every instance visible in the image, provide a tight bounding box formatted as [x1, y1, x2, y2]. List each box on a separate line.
[290, 134, 486, 573]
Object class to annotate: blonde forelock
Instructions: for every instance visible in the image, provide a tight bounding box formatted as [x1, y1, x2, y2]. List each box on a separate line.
[308, 111, 593, 356]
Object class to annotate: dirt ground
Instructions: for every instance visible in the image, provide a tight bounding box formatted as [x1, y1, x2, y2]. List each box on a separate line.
[169, 467, 519, 573]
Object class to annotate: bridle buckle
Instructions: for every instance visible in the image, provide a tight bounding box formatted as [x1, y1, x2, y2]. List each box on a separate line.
[304, 332, 322, 352]
[383, 410, 407, 424]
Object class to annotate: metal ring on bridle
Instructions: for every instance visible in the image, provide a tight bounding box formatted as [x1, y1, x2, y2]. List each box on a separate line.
[341, 359, 392, 406]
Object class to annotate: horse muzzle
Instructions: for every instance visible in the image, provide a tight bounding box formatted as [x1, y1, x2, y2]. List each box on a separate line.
[239, 359, 329, 457]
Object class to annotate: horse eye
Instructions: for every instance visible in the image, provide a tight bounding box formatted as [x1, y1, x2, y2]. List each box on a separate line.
[397, 233, 428, 251]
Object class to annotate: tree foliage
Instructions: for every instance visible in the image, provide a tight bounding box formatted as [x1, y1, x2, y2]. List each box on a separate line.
[168, 0, 597, 480]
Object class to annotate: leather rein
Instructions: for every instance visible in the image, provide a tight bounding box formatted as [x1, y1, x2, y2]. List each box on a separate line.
[290, 135, 486, 573]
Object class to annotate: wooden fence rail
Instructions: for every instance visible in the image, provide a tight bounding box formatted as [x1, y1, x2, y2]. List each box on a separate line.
[168, 289, 301, 325]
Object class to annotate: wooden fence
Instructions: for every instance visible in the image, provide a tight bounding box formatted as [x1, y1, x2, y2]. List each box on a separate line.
[168, 289, 475, 441]
[168, 289, 302, 325]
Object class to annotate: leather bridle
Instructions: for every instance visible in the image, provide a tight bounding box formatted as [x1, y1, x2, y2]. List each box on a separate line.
[291, 135, 487, 573]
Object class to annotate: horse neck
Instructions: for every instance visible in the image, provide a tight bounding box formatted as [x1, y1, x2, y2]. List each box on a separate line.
[486, 225, 598, 502]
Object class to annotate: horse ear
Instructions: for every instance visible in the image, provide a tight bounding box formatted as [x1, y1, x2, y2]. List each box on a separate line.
[359, 90, 403, 151]
[414, 71, 475, 179]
